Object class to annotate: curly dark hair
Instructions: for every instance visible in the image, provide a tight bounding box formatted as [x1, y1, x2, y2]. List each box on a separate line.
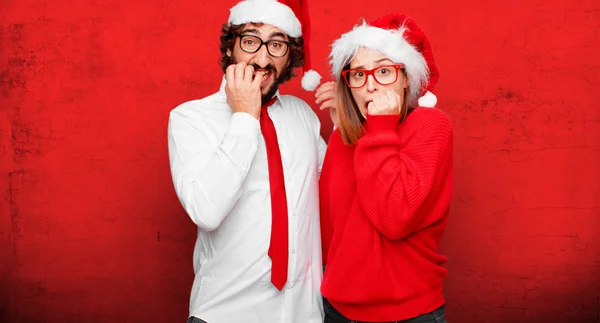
[218, 23, 305, 84]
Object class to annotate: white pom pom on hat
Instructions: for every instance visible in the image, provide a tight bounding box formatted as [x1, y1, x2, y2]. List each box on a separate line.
[301, 70, 321, 91]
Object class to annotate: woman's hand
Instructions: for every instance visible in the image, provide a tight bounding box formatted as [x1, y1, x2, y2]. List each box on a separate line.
[315, 81, 340, 127]
[366, 90, 403, 116]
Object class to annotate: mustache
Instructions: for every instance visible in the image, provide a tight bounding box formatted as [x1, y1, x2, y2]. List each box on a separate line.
[251, 64, 275, 73]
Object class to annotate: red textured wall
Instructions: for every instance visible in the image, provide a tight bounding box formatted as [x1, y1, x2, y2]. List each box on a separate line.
[1, 0, 599, 322]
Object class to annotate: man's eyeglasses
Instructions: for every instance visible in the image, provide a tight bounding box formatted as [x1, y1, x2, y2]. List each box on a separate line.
[341, 64, 405, 88]
[236, 34, 291, 58]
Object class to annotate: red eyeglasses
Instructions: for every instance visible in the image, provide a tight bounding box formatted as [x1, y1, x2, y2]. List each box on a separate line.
[341, 64, 405, 88]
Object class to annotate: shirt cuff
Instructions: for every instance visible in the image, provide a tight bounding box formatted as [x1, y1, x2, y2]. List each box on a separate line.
[229, 112, 261, 138]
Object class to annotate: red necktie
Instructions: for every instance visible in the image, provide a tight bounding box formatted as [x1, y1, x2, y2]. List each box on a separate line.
[260, 97, 288, 290]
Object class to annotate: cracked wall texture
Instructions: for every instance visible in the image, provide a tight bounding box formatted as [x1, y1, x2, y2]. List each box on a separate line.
[1, 0, 599, 322]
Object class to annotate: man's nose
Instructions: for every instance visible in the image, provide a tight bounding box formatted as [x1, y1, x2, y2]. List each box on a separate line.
[253, 44, 270, 67]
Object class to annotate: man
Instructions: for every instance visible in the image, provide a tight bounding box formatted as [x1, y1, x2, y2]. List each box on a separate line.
[167, 0, 326, 322]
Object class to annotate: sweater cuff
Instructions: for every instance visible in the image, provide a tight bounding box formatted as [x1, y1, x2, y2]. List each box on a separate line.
[365, 114, 400, 133]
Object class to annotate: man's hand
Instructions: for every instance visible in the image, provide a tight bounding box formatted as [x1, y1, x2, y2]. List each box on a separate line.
[367, 90, 403, 116]
[315, 81, 340, 127]
[225, 62, 264, 119]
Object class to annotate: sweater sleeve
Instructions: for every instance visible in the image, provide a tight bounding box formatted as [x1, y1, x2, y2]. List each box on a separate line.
[319, 130, 340, 266]
[354, 110, 453, 240]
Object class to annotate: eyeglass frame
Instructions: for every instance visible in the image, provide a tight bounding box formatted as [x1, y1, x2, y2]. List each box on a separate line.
[341, 64, 406, 88]
[235, 33, 291, 58]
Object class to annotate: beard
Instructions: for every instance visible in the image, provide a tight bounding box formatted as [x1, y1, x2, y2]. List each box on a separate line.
[261, 76, 283, 105]
[249, 63, 288, 105]
[229, 59, 288, 105]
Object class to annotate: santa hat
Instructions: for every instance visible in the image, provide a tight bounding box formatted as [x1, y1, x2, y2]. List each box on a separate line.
[330, 14, 440, 107]
[228, 0, 322, 91]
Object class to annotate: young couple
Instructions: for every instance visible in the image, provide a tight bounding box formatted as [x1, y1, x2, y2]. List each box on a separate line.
[167, 1, 452, 322]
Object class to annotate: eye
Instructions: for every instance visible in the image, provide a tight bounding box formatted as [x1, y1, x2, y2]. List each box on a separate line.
[243, 38, 256, 45]
[270, 41, 283, 48]
[378, 67, 391, 75]
[353, 71, 365, 78]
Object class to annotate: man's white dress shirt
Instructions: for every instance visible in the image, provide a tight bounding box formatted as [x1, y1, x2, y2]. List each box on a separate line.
[168, 78, 326, 323]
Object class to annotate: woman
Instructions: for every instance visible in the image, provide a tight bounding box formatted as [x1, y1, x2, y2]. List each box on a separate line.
[314, 13, 452, 323]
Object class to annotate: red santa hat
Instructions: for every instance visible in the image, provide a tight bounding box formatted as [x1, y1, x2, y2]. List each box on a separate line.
[228, 0, 322, 91]
[330, 14, 440, 107]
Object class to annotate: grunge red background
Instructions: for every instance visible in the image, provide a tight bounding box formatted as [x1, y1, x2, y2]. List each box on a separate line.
[1, 0, 599, 322]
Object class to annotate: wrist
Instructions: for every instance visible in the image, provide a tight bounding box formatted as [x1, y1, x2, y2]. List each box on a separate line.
[365, 113, 400, 132]
[230, 112, 261, 136]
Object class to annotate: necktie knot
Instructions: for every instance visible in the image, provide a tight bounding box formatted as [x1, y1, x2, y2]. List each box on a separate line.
[262, 97, 277, 108]
[261, 97, 277, 120]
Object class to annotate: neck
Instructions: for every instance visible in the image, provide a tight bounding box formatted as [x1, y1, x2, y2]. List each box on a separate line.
[262, 96, 277, 107]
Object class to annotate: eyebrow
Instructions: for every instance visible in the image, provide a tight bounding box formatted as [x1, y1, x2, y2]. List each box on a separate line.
[351, 58, 394, 69]
[241, 28, 260, 35]
[240, 29, 288, 40]
[269, 32, 287, 40]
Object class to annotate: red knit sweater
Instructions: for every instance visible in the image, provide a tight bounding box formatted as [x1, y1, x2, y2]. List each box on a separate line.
[319, 108, 453, 322]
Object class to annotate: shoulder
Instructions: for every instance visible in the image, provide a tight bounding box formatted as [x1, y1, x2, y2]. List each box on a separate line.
[169, 92, 226, 123]
[279, 94, 308, 107]
[279, 95, 320, 122]
[327, 128, 345, 147]
[403, 107, 453, 132]
[394, 108, 453, 148]
[409, 107, 452, 123]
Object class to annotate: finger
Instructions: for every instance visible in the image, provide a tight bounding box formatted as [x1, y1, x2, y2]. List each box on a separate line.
[235, 62, 246, 85]
[372, 93, 385, 110]
[386, 91, 398, 113]
[244, 65, 254, 84]
[385, 90, 394, 102]
[315, 81, 335, 97]
[316, 81, 334, 90]
[315, 92, 335, 105]
[318, 99, 335, 110]
[367, 101, 374, 114]
[315, 87, 335, 104]
[251, 69, 264, 89]
[226, 64, 236, 85]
